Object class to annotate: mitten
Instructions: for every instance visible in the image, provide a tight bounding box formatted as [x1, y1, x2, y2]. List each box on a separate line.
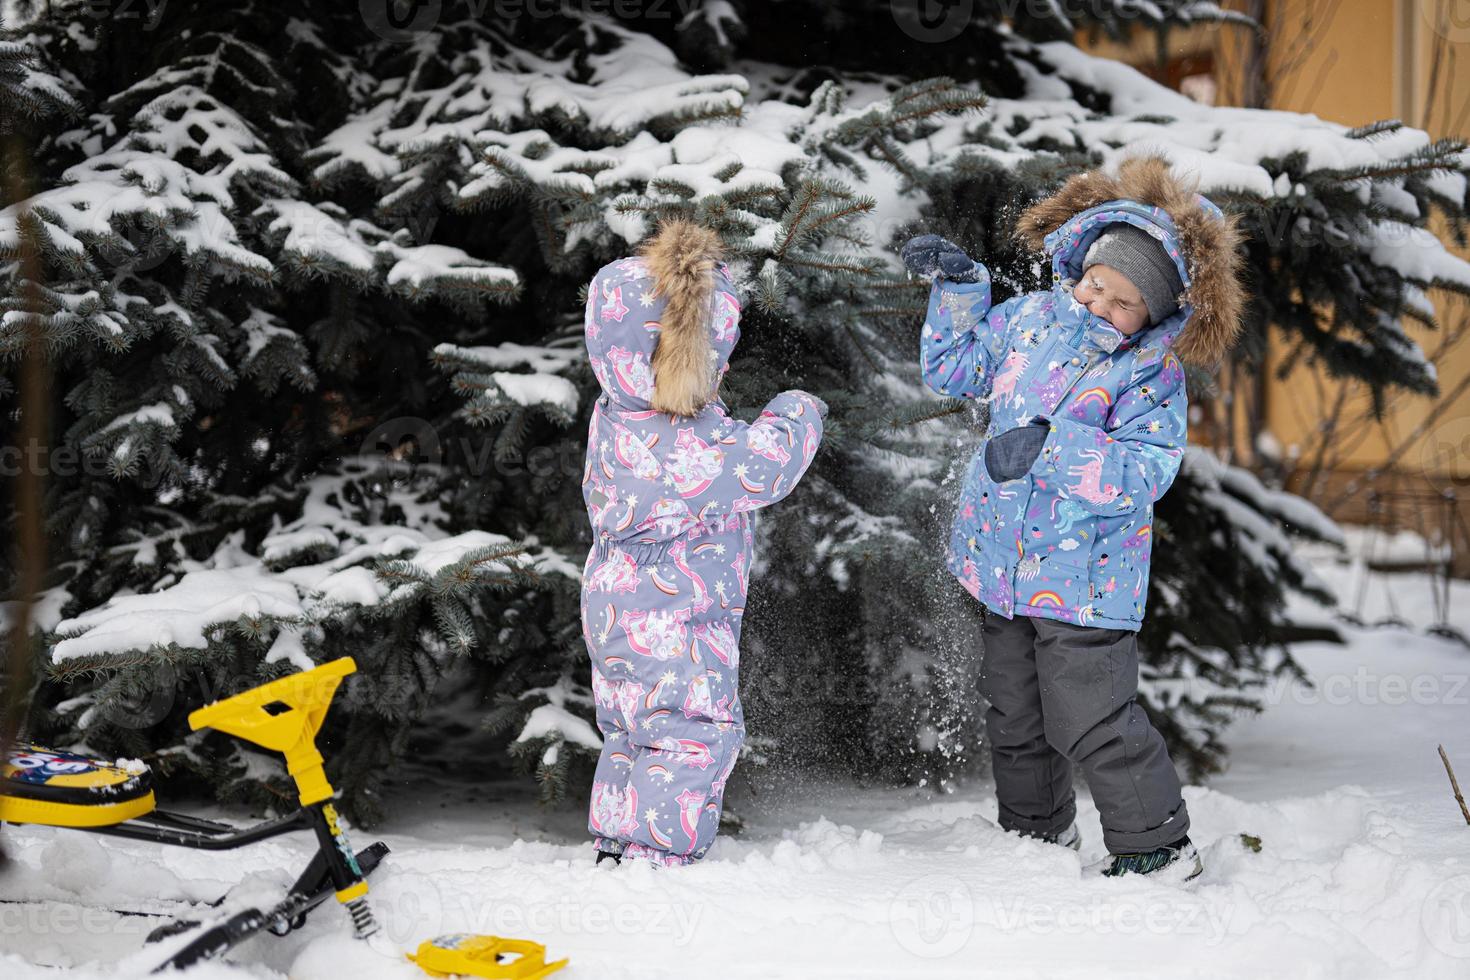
[900, 234, 984, 283]
[984, 423, 1049, 482]
[900, 233, 954, 276]
[782, 390, 828, 419]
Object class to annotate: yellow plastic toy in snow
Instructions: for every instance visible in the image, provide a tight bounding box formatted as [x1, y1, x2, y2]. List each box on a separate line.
[408, 933, 568, 980]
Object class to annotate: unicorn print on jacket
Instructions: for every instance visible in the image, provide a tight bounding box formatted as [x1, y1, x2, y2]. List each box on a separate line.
[920, 158, 1244, 631]
[581, 221, 825, 866]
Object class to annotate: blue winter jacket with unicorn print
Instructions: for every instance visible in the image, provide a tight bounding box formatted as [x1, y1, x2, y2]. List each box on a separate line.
[921, 176, 1241, 633]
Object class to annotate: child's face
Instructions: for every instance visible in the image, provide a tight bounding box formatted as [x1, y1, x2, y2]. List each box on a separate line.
[1072, 264, 1149, 335]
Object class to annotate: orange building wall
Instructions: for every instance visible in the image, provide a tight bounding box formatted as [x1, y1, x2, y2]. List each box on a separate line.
[1253, 0, 1470, 487]
[1080, 2, 1470, 504]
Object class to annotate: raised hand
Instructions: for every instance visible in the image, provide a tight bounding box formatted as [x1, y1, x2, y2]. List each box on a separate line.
[900, 234, 984, 283]
[807, 393, 829, 419]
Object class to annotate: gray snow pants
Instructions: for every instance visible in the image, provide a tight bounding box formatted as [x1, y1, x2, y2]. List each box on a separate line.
[979, 610, 1189, 853]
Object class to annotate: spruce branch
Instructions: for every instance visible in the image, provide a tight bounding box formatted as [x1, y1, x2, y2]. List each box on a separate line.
[888, 399, 971, 428]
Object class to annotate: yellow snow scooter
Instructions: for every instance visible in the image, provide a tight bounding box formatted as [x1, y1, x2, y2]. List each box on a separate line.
[0, 656, 568, 978]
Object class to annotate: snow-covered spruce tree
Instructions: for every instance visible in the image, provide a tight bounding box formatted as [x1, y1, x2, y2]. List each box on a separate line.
[3, 1, 1466, 818]
[0, 12, 80, 143]
[0, 3, 574, 822]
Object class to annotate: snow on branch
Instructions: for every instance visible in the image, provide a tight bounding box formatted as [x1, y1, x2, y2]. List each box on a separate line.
[46, 458, 574, 668]
[434, 341, 583, 425]
[1183, 448, 1340, 598]
[0, 25, 82, 125]
[380, 240, 520, 304]
[310, 21, 748, 197]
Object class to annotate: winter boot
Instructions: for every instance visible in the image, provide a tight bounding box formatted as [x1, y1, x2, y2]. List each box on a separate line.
[1090, 835, 1202, 881]
[1019, 822, 1081, 851]
[1051, 822, 1082, 851]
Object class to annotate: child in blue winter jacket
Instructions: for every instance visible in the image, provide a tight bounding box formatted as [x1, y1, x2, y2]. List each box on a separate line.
[903, 155, 1246, 880]
[580, 219, 827, 867]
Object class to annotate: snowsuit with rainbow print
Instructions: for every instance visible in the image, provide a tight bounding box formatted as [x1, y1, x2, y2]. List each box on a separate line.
[580, 255, 824, 866]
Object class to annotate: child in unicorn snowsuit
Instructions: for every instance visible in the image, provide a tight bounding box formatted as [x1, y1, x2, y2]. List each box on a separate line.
[580, 220, 826, 867]
[904, 155, 1245, 879]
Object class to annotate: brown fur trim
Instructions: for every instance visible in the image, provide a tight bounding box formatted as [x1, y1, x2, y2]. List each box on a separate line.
[639, 219, 726, 416]
[1013, 154, 1247, 367]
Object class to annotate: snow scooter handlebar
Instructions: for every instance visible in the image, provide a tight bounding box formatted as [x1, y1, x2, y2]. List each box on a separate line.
[188, 655, 356, 806]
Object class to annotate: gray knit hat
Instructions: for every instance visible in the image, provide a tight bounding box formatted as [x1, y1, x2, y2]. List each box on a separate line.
[1081, 223, 1184, 326]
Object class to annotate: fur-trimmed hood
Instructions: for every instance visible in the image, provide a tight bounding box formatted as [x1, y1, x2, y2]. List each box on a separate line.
[1014, 154, 1247, 367]
[583, 220, 740, 415]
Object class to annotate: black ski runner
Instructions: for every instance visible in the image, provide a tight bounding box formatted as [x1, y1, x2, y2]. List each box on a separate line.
[147, 841, 390, 971]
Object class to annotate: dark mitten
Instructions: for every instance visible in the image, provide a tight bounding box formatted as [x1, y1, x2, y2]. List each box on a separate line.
[936, 250, 986, 283]
[901, 233, 979, 281]
[899, 233, 955, 276]
[984, 423, 1049, 482]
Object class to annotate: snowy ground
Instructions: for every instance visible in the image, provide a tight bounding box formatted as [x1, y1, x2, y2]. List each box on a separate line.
[3, 541, 1470, 978]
